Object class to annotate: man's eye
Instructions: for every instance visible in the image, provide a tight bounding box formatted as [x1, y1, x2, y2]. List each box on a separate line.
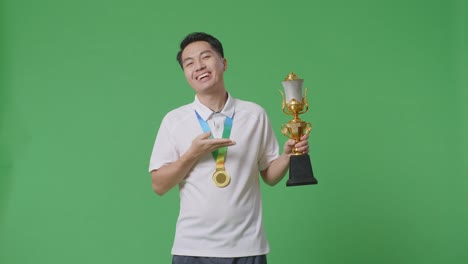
[185, 62, 193, 67]
[202, 55, 210, 60]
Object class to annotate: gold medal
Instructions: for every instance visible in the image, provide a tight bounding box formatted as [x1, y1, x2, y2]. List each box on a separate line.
[213, 170, 231, 188]
[194, 110, 234, 188]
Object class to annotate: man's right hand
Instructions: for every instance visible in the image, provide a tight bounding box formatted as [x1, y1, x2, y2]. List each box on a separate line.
[186, 132, 236, 158]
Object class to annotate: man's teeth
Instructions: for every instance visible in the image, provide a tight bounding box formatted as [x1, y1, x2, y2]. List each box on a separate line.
[199, 73, 209, 80]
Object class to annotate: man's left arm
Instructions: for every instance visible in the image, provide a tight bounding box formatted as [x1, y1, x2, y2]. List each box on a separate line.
[260, 134, 309, 186]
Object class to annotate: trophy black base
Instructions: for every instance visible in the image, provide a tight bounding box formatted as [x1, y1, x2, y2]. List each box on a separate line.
[287, 154, 318, 187]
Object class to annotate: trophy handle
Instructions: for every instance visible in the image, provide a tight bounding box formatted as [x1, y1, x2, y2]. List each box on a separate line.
[300, 87, 309, 114]
[279, 90, 292, 115]
[303, 122, 312, 135]
[281, 124, 291, 138]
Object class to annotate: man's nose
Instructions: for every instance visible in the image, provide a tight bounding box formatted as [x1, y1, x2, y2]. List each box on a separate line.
[195, 60, 206, 71]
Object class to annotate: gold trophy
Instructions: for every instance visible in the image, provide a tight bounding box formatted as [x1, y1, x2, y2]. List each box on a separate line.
[280, 72, 318, 186]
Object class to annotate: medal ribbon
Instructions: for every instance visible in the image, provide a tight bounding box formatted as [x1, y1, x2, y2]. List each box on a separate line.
[195, 111, 233, 170]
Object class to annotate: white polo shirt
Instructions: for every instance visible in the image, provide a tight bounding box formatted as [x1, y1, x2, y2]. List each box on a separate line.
[149, 93, 280, 257]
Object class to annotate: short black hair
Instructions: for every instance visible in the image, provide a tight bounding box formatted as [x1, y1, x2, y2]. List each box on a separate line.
[176, 32, 224, 68]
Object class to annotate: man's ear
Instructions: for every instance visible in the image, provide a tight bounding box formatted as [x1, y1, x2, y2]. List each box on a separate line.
[222, 58, 227, 71]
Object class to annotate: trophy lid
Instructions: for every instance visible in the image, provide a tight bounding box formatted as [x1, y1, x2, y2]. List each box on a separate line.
[284, 72, 302, 81]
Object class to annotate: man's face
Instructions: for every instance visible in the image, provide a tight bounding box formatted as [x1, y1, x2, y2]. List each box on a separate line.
[180, 41, 227, 94]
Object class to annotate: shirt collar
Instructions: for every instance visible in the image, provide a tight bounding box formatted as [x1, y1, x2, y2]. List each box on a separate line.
[192, 93, 235, 121]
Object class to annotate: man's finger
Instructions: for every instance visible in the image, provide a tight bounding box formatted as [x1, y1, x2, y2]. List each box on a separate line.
[210, 138, 236, 145]
[196, 132, 211, 140]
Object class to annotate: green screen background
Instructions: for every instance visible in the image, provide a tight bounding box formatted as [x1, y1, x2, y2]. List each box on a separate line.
[1, 0, 467, 263]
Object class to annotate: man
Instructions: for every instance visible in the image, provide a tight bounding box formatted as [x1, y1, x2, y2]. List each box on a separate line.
[149, 32, 309, 264]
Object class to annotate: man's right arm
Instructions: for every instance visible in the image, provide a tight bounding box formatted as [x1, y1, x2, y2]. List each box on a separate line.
[151, 132, 236, 196]
[151, 150, 200, 196]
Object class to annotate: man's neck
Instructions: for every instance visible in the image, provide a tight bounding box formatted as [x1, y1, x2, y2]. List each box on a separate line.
[197, 90, 228, 113]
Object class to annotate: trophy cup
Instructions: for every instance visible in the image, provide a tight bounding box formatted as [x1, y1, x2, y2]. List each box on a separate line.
[279, 72, 318, 186]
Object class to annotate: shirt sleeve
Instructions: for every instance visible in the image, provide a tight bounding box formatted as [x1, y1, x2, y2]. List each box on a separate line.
[148, 115, 179, 172]
[257, 110, 280, 171]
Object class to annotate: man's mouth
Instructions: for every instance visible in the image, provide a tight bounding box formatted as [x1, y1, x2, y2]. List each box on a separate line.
[197, 72, 210, 81]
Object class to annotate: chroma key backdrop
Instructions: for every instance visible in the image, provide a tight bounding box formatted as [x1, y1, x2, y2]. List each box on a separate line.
[1, 0, 466, 263]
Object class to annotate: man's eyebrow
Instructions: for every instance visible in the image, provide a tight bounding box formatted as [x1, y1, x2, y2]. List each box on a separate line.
[200, 50, 213, 56]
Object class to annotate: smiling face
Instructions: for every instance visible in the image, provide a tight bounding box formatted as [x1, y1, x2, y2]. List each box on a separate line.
[181, 41, 227, 95]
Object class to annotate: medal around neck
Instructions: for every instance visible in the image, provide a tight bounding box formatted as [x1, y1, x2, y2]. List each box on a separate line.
[194, 110, 234, 188]
[213, 169, 231, 188]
